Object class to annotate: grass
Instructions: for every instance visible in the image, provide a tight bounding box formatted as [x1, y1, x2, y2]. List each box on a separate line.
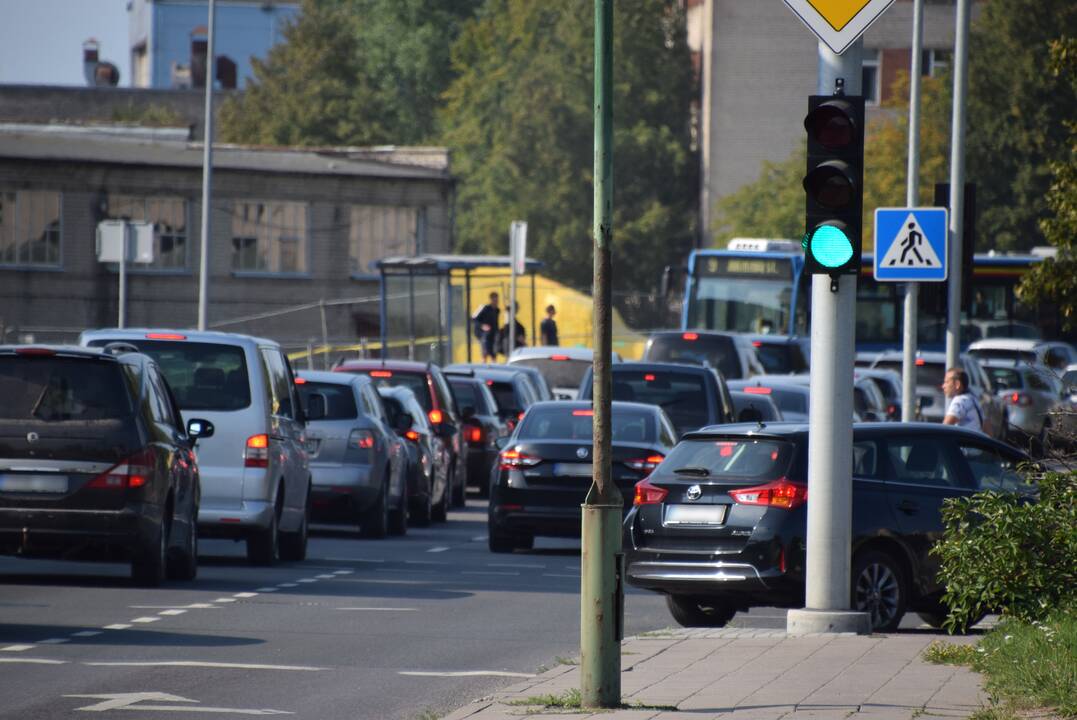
[507, 688, 677, 713]
[923, 606, 1077, 719]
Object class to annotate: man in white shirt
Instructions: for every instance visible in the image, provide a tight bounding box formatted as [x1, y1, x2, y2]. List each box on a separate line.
[942, 368, 983, 431]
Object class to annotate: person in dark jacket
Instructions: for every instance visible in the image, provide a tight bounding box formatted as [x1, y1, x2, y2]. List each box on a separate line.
[473, 292, 501, 363]
[498, 302, 526, 357]
[539, 305, 559, 346]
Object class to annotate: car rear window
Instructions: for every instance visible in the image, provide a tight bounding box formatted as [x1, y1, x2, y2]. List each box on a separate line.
[88, 339, 251, 411]
[753, 342, 808, 374]
[0, 356, 133, 421]
[450, 379, 488, 415]
[875, 360, 946, 388]
[360, 371, 432, 412]
[517, 407, 657, 443]
[984, 366, 1023, 391]
[661, 438, 794, 480]
[644, 334, 742, 379]
[297, 381, 358, 420]
[487, 381, 520, 412]
[610, 370, 711, 435]
[969, 349, 1038, 365]
[511, 357, 591, 389]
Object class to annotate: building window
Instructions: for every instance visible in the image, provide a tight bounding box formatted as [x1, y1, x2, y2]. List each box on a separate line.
[106, 195, 188, 270]
[349, 205, 421, 275]
[922, 49, 952, 77]
[231, 200, 309, 274]
[0, 191, 62, 268]
[862, 48, 880, 105]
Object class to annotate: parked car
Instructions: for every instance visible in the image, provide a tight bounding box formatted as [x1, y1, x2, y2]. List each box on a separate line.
[641, 331, 764, 380]
[741, 334, 810, 375]
[444, 365, 541, 431]
[727, 378, 812, 423]
[979, 360, 1064, 450]
[508, 346, 621, 400]
[969, 339, 1077, 374]
[295, 371, 408, 537]
[488, 401, 678, 552]
[333, 360, 467, 508]
[81, 329, 311, 565]
[446, 373, 509, 497]
[729, 390, 783, 423]
[0, 344, 207, 585]
[623, 421, 1032, 631]
[377, 386, 448, 524]
[578, 362, 736, 437]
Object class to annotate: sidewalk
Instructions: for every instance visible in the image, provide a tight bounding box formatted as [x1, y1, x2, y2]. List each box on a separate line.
[443, 628, 985, 720]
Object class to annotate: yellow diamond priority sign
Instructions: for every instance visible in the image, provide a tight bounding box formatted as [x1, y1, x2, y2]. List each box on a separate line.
[784, 0, 895, 55]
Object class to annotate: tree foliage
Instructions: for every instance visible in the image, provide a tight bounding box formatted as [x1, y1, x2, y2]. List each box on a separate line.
[218, 0, 481, 146]
[440, 0, 697, 291]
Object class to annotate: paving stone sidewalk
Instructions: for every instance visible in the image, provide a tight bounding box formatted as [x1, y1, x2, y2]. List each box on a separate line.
[443, 628, 985, 720]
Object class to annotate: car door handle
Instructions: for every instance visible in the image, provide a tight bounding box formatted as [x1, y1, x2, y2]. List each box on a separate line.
[897, 500, 919, 514]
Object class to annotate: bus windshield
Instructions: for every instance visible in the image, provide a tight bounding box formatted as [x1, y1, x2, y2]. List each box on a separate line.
[685, 254, 806, 335]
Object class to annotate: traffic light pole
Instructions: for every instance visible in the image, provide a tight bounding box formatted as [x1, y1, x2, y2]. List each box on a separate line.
[196, 0, 217, 331]
[902, 0, 924, 422]
[787, 39, 870, 636]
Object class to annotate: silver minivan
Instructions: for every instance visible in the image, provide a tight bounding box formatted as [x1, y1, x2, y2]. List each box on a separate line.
[80, 329, 311, 565]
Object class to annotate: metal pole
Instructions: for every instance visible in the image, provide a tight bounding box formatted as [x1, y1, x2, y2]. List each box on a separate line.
[196, 0, 217, 331]
[118, 223, 128, 328]
[306, 341, 314, 370]
[530, 271, 537, 346]
[465, 269, 473, 363]
[945, 0, 971, 368]
[788, 39, 868, 636]
[319, 299, 329, 370]
[509, 231, 517, 359]
[902, 0, 924, 422]
[581, 0, 620, 707]
[408, 272, 416, 361]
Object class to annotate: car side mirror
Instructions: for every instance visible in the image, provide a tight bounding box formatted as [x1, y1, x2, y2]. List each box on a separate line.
[304, 393, 327, 422]
[186, 418, 215, 441]
[461, 405, 476, 421]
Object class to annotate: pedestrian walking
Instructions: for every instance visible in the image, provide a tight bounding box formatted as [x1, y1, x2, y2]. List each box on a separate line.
[472, 292, 501, 364]
[539, 304, 559, 346]
[941, 367, 983, 431]
[498, 302, 526, 358]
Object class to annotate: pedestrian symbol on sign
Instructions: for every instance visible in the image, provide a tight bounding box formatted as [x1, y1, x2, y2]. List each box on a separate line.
[879, 213, 942, 269]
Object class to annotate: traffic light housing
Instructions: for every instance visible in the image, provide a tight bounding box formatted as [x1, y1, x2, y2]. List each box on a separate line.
[802, 94, 865, 278]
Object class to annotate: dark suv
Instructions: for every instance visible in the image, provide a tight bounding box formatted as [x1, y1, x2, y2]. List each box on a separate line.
[623, 422, 1031, 632]
[0, 345, 210, 585]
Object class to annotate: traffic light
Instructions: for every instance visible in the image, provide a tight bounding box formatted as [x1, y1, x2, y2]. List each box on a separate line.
[802, 93, 865, 278]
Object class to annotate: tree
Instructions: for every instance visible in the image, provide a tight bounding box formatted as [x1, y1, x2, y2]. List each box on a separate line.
[440, 0, 697, 291]
[219, 0, 482, 147]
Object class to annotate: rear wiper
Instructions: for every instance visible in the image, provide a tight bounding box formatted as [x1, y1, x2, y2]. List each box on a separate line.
[672, 466, 710, 476]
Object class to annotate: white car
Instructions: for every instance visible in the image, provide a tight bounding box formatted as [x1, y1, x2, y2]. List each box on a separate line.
[968, 339, 1077, 374]
[508, 346, 621, 400]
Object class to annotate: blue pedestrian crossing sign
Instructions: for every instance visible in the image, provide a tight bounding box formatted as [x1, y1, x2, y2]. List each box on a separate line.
[874, 207, 949, 282]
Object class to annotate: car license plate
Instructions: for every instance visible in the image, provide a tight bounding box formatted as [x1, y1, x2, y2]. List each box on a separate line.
[553, 463, 592, 477]
[664, 504, 727, 526]
[0, 474, 68, 493]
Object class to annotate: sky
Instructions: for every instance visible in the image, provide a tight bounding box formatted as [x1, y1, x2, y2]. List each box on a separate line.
[0, 0, 130, 86]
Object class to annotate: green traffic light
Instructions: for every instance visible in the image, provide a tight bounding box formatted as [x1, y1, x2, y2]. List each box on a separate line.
[808, 224, 853, 268]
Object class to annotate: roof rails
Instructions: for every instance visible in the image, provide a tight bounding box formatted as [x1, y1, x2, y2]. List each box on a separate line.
[102, 341, 141, 356]
[444, 368, 476, 377]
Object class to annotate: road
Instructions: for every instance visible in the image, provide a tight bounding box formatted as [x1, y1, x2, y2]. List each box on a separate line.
[0, 499, 966, 720]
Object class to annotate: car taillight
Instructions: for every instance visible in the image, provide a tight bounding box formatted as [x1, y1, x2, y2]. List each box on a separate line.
[550, 355, 569, 361]
[729, 478, 807, 510]
[682, 332, 699, 341]
[467, 426, 483, 444]
[887, 404, 898, 417]
[145, 333, 186, 340]
[428, 408, 444, 425]
[499, 449, 541, 469]
[370, 370, 393, 378]
[633, 478, 668, 506]
[349, 429, 375, 449]
[14, 347, 56, 356]
[517, 411, 525, 421]
[572, 409, 594, 416]
[744, 386, 772, 395]
[294, 377, 307, 385]
[405, 430, 420, 442]
[625, 454, 665, 474]
[87, 448, 155, 489]
[1009, 392, 1032, 407]
[245, 434, 269, 468]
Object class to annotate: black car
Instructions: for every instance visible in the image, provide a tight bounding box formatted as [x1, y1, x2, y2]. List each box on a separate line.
[578, 362, 736, 438]
[730, 390, 783, 422]
[444, 365, 541, 431]
[488, 401, 678, 552]
[641, 331, 763, 380]
[0, 345, 211, 586]
[623, 422, 1032, 631]
[377, 386, 449, 524]
[446, 373, 510, 497]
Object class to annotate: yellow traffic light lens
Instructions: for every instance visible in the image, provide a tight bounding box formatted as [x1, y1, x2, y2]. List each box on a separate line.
[803, 162, 855, 209]
[804, 103, 855, 149]
[808, 225, 854, 268]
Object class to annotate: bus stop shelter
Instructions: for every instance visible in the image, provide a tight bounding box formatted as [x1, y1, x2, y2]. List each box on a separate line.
[376, 254, 543, 364]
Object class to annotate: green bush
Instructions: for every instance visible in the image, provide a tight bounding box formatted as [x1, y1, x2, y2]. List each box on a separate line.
[933, 470, 1077, 632]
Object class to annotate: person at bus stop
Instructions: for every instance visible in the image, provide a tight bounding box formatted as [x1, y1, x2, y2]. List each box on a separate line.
[942, 367, 983, 432]
[498, 303, 527, 358]
[540, 304, 559, 346]
[473, 292, 500, 363]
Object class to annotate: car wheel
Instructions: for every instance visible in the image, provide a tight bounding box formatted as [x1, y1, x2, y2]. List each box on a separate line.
[488, 528, 518, 553]
[431, 474, 449, 523]
[851, 550, 906, 633]
[247, 504, 279, 565]
[410, 479, 433, 527]
[360, 480, 389, 539]
[132, 518, 168, 587]
[451, 466, 465, 508]
[166, 508, 198, 582]
[388, 481, 408, 536]
[279, 492, 309, 561]
[665, 595, 736, 628]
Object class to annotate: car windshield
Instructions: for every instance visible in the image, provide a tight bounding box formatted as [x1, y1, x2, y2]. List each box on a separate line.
[297, 381, 358, 420]
[360, 371, 431, 412]
[0, 356, 133, 421]
[662, 438, 794, 480]
[517, 407, 657, 443]
[610, 370, 711, 435]
[984, 367, 1023, 391]
[87, 339, 251, 411]
[875, 360, 946, 389]
[511, 357, 591, 389]
[644, 334, 742, 379]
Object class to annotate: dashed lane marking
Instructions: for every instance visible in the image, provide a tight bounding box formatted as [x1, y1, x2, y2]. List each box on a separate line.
[314, 574, 335, 579]
[129, 604, 217, 610]
[214, 598, 238, 603]
[256, 587, 278, 592]
[159, 610, 187, 616]
[130, 617, 160, 624]
[471, 535, 488, 542]
[426, 546, 450, 553]
[103, 624, 131, 631]
[296, 578, 318, 583]
[234, 592, 258, 598]
[0, 657, 66, 664]
[278, 583, 298, 588]
[72, 631, 103, 638]
[543, 573, 580, 578]
[332, 570, 353, 575]
[37, 638, 70, 645]
[2, 645, 34, 652]
[399, 670, 535, 678]
[86, 660, 322, 672]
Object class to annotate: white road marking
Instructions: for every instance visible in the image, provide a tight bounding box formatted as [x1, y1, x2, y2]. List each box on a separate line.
[72, 631, 103, 638]
[129, 604, 217, 610]
[296, 579, 317, 584]
[335, 607, 418, 612]
[426, 546, 450, 553]
[314, 574, 335, 579]
[256, 587, 278, 592]
[332, 570, 353, 575]
[277, 583, 298, 588]
[65, 692, 293, 714]
[337, 578, 434, 585]
[214, 598, 238, 603]
[233, 592, 258, 598]
[159, 610, 187, 616]
[131, 617, 160, 624]
[487, 562, 545, 569]
[0, 657, 67, 664]
[37, 638, 70, 645]
[103, 624, 131, 631]
[542, 573, 579, 579]
[399, 670, 534, 678]
[86, 661, 322, 672]
[471, 535, 488, 542]
[462, 571, 518, 576]
[1, 645, 34, 652]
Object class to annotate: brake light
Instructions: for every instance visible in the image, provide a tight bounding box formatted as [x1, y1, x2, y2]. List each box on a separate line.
[550, 355, 570, 361]
[682, 332, 699, 341]
[499, 449, 541, 469]
[717, 441, 736, 457]
[752, 341, 763, 348]
[145, 333, 186, 340]
[633, 478, 668, 506]
[467, 426, 483, 444]
[370, 370, 393, 378]
[245, 434, 270, 468]
[644, 374, 656, 382]
[887, 404, 897, 417]
[486, 379, 494, 386]
[517, 411, 526, 421]
[625, 454, 665, 474]
[14, 347, 55, 356]
[87, 448, 155, 489]
[572, 409, 594, 416]
[744, 386, 771, 394]
[729, 478, 807, 509]
[294, 377, 307, 385]
[405, 430, 420, 442]
[915, 358, 926, 366]
[1009, 392, 1032, 407]
[428, 409, 444, 425]
[349, 429, 375, 449]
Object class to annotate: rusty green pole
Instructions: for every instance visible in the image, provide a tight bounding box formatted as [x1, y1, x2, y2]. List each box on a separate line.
[580, 0, 621, 709]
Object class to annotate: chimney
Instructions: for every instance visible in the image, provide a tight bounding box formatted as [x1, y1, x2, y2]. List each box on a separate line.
[83, 39, 100, 86]
[190, 26, 208, 88]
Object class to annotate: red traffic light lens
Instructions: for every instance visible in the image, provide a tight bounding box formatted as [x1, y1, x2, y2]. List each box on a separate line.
[804, 102, 856, 149]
